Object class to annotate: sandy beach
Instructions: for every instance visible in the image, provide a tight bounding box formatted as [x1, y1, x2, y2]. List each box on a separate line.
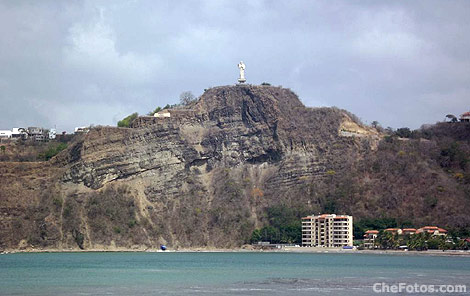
[3, 245, 470, 257]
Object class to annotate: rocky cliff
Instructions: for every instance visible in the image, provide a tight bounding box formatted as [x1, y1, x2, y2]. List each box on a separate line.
[0, 85, 469, 251]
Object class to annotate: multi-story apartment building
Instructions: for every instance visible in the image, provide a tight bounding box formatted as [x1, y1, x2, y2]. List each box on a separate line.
[302, 214, 353, 247]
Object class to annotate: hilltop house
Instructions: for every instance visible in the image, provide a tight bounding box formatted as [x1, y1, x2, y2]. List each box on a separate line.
[0, 130, 12, 139]
[74, 127, 89, 134]
[48, 129, 57, 140]
[11, 128, 27, 139]
[460, 111, 470, 122]
[153, 109, 196, 118]
[1, 128, 32, 141]
[27, 127, 46, 142]
[154, 110, 171, 118]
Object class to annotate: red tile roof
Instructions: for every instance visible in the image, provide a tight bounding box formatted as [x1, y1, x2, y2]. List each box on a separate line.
[461, 111, 470, 117]
[422, 226, 439, 230]
[365, 230, 379, 234]
[416, 226, 447, 234]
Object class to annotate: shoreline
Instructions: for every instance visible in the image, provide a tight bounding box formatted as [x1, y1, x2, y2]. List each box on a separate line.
[2, 247, 470, 257]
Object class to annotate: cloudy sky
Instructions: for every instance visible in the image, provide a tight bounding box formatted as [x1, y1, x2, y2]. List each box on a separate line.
[1, 0, 469, 132]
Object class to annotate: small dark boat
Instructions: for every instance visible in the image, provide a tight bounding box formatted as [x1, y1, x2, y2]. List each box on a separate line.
[160, 245, 167, 251]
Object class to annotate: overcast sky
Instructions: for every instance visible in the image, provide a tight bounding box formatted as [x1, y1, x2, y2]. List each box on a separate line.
[1, 0, 469, 132]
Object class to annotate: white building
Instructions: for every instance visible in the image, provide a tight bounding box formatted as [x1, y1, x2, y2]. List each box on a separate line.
[302, 214, 353, 247]
[154, 110, 171, 118]
[11, 128, 28, 139]
[49, 129, 57, 140]
[0, 130, 12, 139]
[74, 127, 89, 134]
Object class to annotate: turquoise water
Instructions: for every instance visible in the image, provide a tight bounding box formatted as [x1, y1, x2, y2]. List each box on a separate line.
[0, 252, 469, 295]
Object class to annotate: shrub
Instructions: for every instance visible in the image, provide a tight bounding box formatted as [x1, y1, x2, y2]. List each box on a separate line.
[63, 206, 72, 218]
[52, 197, 63, 207]
[73, 229, 85, 249]
[148, 107, 161, 116]
[117, 112, 138, 127]
[395, 127, 412, 138]
[127, 219, 137, 228]
[326, 170, 336, 176]
[38, 143, 67, 161]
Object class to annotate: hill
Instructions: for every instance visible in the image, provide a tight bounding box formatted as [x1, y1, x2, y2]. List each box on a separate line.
[0, 84, 469, 251]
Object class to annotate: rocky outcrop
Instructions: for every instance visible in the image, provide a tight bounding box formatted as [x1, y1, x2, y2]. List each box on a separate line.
[0, 84, 469, 251]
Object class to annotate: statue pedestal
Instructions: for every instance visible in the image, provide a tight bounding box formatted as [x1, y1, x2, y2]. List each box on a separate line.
[238, 78, 246, 83]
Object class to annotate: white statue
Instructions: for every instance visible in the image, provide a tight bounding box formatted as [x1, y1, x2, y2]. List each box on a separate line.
[238, 61, 246, 83]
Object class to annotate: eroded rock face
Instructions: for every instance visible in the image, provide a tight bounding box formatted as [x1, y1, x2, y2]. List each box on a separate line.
[1, 85, 468, 251]
[62, 85, 367, 188]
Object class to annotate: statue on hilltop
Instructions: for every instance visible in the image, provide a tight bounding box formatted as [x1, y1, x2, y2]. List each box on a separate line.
[238, 61, 246, 83]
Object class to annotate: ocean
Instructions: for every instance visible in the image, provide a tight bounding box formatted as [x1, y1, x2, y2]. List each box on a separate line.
[0, 252, 469, 295]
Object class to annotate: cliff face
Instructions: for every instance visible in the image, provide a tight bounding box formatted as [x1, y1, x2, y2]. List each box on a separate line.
[0, 85, 469, 251]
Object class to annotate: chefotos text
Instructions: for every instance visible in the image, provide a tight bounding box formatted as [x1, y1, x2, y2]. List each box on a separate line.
[373, 282, 467, 294]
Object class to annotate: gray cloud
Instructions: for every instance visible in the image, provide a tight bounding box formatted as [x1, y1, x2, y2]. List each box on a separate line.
[0, 0, 469, 132]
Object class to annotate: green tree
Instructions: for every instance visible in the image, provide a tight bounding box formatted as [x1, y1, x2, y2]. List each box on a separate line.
[377, 231, 399, 249]
[250, 205, 307, 244]
[395, 127, 412, 138]
[0, 145, 5, 154]
[117, 112, 138, 127]
[147, 106, 162, 116]
[353, 217, 397, 239]
[427, 237, 442, 250]
[250, 229, 262, 243]
[408, 233, 426, 251]
[38, 143, 67, 161]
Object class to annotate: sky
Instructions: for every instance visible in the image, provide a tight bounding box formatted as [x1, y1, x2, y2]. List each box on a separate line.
[1, 0, 469, 132]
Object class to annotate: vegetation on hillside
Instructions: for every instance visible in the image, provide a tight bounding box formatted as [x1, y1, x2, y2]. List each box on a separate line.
[147, 106, 162, 116]
[250, 205, 308, 244]
[38, 143, 67, 161]
[0, 138, 73, 162]
[117, 112, 138, 127]
[353, 217, 401, 239]
[179, 91, 196, 106]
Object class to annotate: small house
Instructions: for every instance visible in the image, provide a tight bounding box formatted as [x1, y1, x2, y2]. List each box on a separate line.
[460, 111, 470, 122]
[154, 110, 171, 118]
[0, 130, 12, 139]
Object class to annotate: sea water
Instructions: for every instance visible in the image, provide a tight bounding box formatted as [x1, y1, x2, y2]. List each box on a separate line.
[0, 252, 469, 295]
